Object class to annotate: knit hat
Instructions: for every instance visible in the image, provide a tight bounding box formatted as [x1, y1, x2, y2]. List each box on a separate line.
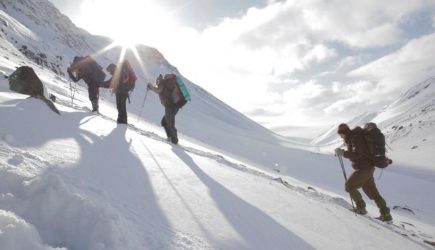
[337, 123, 351, 134]
[106, 63, 116, 73]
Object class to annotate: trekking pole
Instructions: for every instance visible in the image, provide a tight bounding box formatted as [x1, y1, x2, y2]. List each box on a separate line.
[337, 154, 357, 215]
[67, 63, 78, 107]
[69, 79, 75, 107]
[71, 80, 78, 107]
[69, 80, 73, 105]
[136, 88, 149, 123]
[386, 142, 393, 152]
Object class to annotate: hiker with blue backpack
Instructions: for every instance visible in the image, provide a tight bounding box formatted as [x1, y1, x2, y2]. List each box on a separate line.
[335, 123, 392, 222]
[147, 73, 190, 144]
[100, 60, 137, 124]
[67, 56, 106, 112]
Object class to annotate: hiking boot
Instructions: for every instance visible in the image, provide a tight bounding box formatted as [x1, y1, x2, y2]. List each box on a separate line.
[376, 213, 392, 222]
[117, 118, 127, 124]
[171, 137, 178, 144]
[352, 207, 367, 215]
[374, 197, 391, 221]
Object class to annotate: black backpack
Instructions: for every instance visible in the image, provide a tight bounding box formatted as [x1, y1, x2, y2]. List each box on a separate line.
[362, 123, 392, 168]
[71, 56, 106, 83]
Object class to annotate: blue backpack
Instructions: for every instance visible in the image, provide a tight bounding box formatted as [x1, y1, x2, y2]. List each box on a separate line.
[163, 73, 190, 104]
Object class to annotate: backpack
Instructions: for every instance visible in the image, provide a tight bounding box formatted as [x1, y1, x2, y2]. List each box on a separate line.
[164, 73, 190, 105]
[175, 75, 191, 102]
[71, 56, 106, 84]
[362, 122, 392, 168]
[121, 60, 136, 92]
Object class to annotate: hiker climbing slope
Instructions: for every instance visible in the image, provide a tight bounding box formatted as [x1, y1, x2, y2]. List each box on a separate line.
[67, 56, 106, 112]
[147, 73, 190, 144]
[335, 123, 392, 222]
[101, 60, 137, 124]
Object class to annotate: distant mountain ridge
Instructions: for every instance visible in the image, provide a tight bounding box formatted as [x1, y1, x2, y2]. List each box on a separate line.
[0, 0, 297, 172]
[312, 76, 435, 168]
[0, 0, 172, 76]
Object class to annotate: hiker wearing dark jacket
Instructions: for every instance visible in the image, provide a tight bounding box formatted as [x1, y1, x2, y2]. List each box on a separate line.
[147, 74, 185, 144]
[101, 62, 134, 124]
[335, 123, 392, 221]
[67, 56, 105, 112]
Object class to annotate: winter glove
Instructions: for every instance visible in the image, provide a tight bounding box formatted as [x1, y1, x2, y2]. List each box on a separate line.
[67, 69, 75, 80]
[335, 148, 344, 156]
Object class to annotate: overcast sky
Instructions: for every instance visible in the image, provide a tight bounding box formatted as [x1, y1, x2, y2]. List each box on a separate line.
[49, 0, 435, 138]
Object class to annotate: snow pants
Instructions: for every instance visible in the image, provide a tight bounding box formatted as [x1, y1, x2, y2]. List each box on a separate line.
[88, 83, 99, 111]
[116, 93, 128, 124]
[345, 167, 390, 215]
[161, 103, 181, 143]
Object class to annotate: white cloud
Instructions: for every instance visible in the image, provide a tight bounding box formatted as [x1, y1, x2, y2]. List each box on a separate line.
[324, 96, 362, 114]
[154, 0, 435, 133]
[302, 44, 337, 65]
[350, 32, 435, 99]
[302, 0, 435, 47]
[336, 56, 363, 71]
[346, 23, 403, 48]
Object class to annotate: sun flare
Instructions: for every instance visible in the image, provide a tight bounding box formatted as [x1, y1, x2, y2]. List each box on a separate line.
[77, 0, 177, 48]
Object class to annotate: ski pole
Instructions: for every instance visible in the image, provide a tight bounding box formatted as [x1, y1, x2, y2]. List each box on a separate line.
[70, 80, 78, 107]
[69, 80, 75, 107]
[136, 88, 149, 123]
[337, 154, 356, 215]
[69, 80, 73, 105]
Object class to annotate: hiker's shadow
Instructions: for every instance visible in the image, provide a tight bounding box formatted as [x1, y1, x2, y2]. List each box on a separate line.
[60, 125, 173, 249]
[172, 147, 314, 250]
[0, 98, 99, 148]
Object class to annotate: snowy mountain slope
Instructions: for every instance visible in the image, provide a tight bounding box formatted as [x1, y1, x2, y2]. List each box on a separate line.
[372, 77, 435, 170]
[1, 77, 434, 249]
[312, 76, 435, 170]
[0, 0, 350, 202]
[310, 111, 379, 147]
[0, 1, 435, 249]
[0, 0, 312, 168]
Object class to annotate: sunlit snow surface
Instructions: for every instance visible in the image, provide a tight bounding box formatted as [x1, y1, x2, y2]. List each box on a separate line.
[1, 0, 435, 249]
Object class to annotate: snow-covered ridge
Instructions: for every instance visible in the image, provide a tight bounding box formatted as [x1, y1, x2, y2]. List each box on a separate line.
[1, 1, 435, 249]
[0, 0, 171, 76]
[0, 0, 283, 159]
[392, 77, 435, 106]
[312, 76, 435, 169]
[1, 92, 434, 249]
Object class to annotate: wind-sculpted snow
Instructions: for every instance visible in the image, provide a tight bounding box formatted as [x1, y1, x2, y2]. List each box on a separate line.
[0, 165, 141, 250]
[1, 79, 434, 249]
[1, 0, 435, 248]
[0, 210, 65, 250]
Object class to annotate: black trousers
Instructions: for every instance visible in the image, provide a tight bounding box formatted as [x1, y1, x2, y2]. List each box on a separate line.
[88, 84, 99, 111]
[161, 104, 181, 142]
[116, 93, 128, 124]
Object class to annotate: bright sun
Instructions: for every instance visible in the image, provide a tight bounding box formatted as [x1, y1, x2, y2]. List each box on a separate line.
[76, 0, 176, 48]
